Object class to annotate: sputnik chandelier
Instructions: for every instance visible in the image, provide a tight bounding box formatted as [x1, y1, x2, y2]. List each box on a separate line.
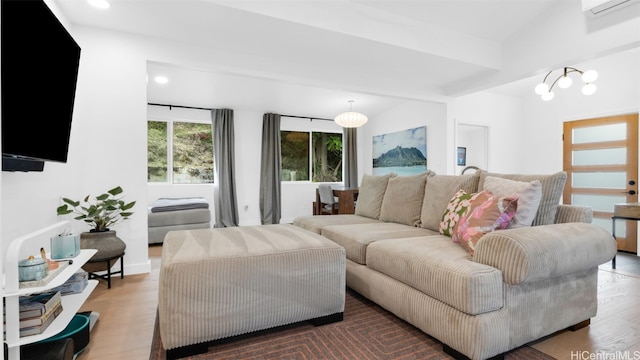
[534, 67, 598, 101]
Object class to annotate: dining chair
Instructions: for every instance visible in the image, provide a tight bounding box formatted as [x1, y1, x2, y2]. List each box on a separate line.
[318, 185, 339, 215]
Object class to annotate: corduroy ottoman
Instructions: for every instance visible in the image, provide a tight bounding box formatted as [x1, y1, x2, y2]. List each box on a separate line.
[148, 208, 211, 244]
[158, 224, 346, 359]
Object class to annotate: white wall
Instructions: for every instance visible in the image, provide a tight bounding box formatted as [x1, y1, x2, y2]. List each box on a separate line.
[456, 125, 488, 174]
[449, 93, 524, 173]
[2, 27, 151, 274]
[14, 31, 147, 271]
[362, 100, 449, 176]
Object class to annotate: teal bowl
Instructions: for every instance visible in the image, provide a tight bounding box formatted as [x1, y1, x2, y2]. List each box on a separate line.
[38, 313, 90, 355]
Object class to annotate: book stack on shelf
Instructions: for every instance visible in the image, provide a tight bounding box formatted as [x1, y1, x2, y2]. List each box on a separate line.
[4, 290, 63, 338]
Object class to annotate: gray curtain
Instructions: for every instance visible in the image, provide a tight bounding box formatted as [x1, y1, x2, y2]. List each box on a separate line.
[212, 109, 239, 227]
[344, 127, 358, 188]
[259, 113, 282, 224]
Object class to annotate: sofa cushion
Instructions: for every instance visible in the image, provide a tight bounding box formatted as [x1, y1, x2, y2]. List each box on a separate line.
[439, 189, 475, 237]
[379, 172, 430, 226]
[452, 190, 518, 255]
[321, 223, 437, 265]
[420, 173, 480, 232]
[355, 173, 395, 219]
[366, 236, 504, 315]
[482, 176, 542, 228]
[478, 171, 566, 226]
[292, 214, 381, 234]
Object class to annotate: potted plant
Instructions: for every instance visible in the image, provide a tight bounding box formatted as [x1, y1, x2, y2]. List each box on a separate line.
[56, 186, 135, 274]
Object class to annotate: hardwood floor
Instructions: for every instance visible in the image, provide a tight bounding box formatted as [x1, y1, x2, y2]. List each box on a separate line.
[75, 247, 640, 360]
[76, 245, 162, 360]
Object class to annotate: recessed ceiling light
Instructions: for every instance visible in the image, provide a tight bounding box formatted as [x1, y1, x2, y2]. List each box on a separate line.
[88, 0, 110, 10]
[154, 76, 169, 84]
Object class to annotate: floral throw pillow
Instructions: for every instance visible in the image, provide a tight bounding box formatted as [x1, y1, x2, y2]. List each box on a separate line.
[452, 190, 518, 255]
[439, 189, 475, 239]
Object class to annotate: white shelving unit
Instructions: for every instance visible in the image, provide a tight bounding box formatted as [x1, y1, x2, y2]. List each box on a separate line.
[2, 221, 98, 360]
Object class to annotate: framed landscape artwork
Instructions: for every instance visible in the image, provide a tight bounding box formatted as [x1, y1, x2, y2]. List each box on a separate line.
[372, 126, 427, 176]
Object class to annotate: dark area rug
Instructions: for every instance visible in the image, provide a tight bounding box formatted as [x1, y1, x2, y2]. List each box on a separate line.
[150, 288, 555, 360]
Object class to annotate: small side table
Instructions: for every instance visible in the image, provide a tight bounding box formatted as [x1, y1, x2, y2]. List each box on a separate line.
[85, 252, 124, 289]
[611, 203, 640, 269]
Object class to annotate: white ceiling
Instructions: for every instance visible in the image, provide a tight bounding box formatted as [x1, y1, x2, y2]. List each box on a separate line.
[53, 0, 640, 116]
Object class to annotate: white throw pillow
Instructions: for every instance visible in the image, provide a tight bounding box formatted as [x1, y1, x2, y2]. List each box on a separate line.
[483, 176, 542, 228]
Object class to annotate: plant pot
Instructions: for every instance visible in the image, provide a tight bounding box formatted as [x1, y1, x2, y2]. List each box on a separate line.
[80, 230, 126, 273]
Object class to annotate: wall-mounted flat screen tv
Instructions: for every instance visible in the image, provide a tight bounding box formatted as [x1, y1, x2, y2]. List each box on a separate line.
[1, 0, 81, 171]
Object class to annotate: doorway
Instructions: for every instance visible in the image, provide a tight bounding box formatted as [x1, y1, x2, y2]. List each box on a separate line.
[563, 113, 639, 253]
[456, 124, 488, 174]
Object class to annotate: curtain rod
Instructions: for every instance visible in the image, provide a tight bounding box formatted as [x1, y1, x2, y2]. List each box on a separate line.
[148, 103, 334, 122]
[148, 102, 214, 111]
[281, 114, 333, 122]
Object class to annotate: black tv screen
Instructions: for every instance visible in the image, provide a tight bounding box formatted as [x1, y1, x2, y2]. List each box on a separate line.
[1, 0, 81, 170]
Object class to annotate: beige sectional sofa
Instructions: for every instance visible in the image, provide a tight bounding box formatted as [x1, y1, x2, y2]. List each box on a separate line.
[293, 170, 617, 360]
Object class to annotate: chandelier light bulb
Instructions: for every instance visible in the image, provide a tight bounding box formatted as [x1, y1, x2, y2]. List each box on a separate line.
[534, 83, 549, 95]
[541, 91, 554, 101]
[582, 83, 597, 95]
[582, 70, 598, 83]
[558, 76, 573, 89]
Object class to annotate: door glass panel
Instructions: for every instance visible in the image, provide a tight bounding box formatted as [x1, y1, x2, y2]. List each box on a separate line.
[573, 123, 626, 144]
[595, 218, 626, 237]
[573, 172, 626, 189]
[573, 148, 626, 166]
[591, 218, 627, 237]
[608, 219, 629, 238]
[572, 194, 627, 212]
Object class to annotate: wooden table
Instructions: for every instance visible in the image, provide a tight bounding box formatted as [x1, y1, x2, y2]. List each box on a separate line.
[314, 187, 359, 215]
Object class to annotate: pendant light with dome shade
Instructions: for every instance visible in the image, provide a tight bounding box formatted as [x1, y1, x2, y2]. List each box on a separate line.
[534, 67, 598, 101]
[334, 100, 368, 128]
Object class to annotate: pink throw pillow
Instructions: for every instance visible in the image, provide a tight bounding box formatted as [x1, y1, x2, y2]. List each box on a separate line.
[452, 190, 518, 255]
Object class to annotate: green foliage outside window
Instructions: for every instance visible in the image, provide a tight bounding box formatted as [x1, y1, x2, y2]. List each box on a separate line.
[281, 131, 310, 181]
[281, 131, 342, 182]
[147, 120, 214, 184]
[148, 121, 167, 182]
[173, 122, 213, 183]
[312, 132, 342, 182]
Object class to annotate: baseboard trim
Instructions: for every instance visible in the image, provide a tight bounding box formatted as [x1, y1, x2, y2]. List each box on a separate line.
[86, 260, 151, 276]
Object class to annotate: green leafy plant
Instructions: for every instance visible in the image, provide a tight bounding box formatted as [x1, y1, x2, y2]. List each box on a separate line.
[56, 186, 136, 232]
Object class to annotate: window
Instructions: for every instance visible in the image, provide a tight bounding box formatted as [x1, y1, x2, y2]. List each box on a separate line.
[281, 131, 342, 182]
[147, 120, 214, 184]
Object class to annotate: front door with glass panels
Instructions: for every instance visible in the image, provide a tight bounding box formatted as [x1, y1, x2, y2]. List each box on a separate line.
[563, 113, 639, 253]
